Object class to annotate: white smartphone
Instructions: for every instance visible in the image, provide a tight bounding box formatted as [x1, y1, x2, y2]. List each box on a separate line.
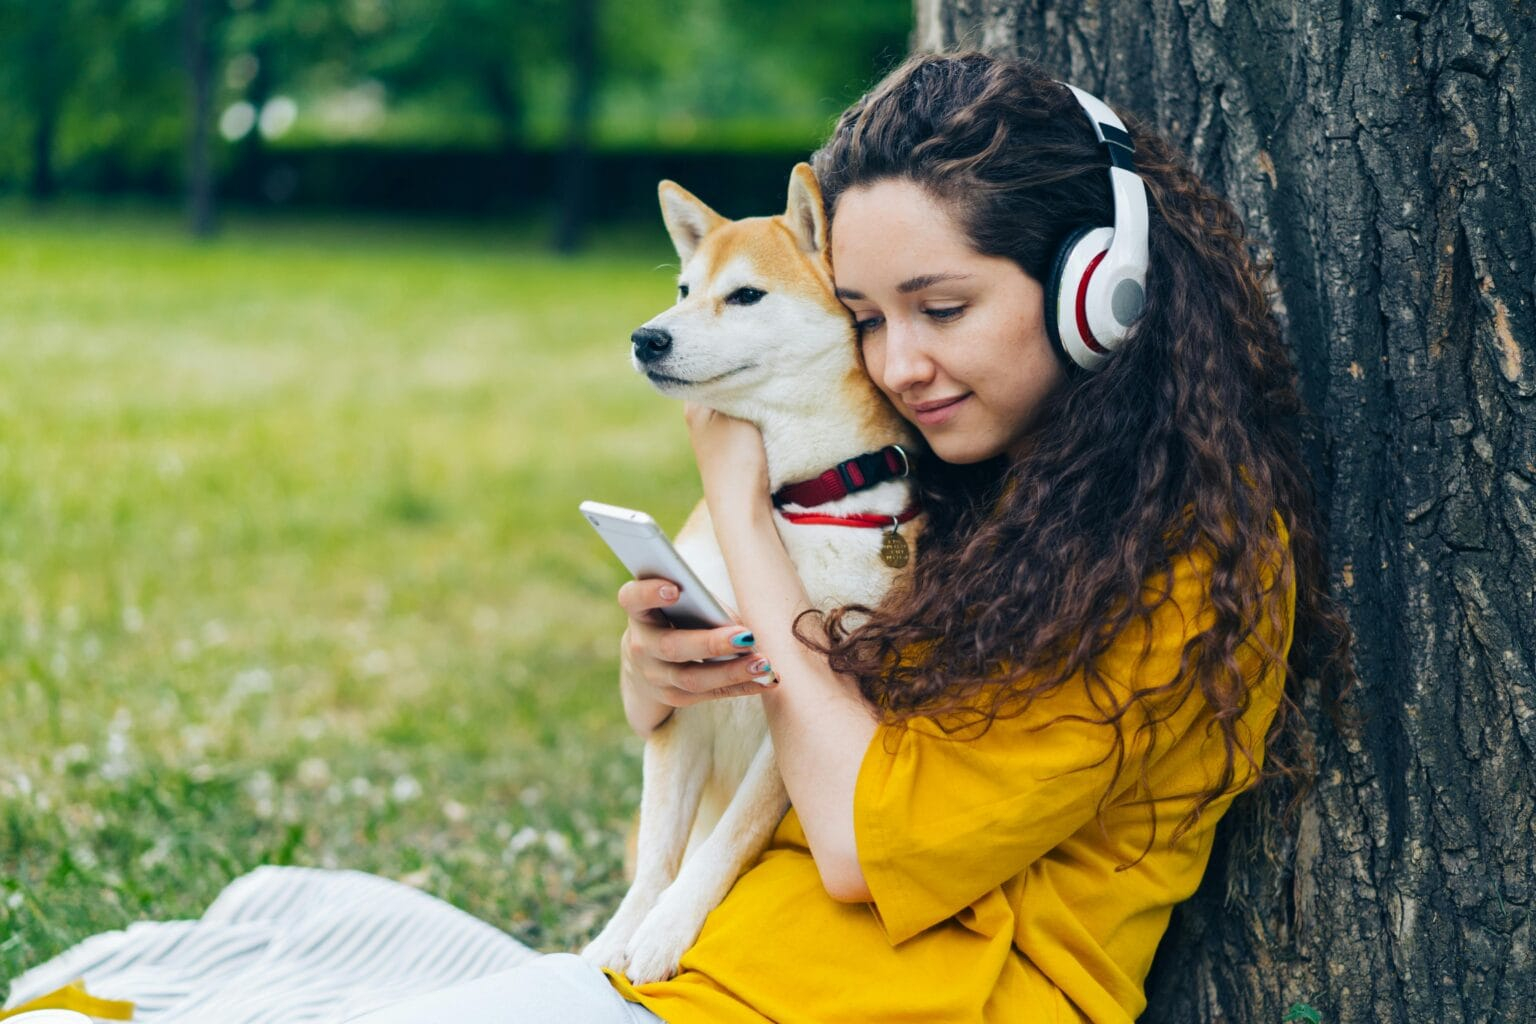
[579, 500, 735, 631]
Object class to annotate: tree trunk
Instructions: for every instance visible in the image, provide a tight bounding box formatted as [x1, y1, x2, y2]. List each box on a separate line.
[914, 2, 1534, 1022]
[239, 0, 272, 204]
[183, 0, 217, 239]
[27, 103, 57, 202]
[552, 0, 599, 254]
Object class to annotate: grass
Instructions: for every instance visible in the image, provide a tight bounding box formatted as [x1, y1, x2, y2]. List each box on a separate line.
[0, 200, 707, 997]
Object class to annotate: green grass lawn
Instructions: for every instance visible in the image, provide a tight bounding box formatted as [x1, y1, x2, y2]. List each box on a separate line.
[0, 201, 707, 996]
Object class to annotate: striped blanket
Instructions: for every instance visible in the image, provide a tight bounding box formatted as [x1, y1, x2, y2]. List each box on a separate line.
[3, 866, 541, 1023]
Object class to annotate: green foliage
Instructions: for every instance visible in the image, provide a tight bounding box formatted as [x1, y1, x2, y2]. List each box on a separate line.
[1283, 1002, 1323, 1023]
[0, 0, 910, 197]
[0, 203, 707, 994]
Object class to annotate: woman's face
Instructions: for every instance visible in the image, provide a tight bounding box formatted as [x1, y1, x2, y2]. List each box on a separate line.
[829, 178, 1066, 465]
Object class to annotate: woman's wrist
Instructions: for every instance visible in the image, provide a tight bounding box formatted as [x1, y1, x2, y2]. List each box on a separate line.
[619, 657, 673, 738]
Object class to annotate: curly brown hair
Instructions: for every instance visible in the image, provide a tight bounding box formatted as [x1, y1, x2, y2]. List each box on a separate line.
[796, 51, 1356, 859]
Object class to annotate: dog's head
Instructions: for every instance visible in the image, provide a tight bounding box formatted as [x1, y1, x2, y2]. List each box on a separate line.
[631, 163, 859, 421]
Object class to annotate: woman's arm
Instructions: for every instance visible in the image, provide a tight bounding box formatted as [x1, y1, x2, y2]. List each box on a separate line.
[716, 496, 879, 901]
[683, 403, 880, 902]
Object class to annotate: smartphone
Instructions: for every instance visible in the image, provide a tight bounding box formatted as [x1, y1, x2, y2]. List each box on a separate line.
[579, 500, 735, 631]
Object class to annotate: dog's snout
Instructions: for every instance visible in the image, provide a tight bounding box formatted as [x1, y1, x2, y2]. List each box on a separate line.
[631, 326, 673, 364]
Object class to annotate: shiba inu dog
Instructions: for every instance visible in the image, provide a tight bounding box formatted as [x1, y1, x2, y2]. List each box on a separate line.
[579, 164, 924, 984]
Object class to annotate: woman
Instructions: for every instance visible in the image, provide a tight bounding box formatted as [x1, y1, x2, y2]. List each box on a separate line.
[351, 49, 1351, 1024]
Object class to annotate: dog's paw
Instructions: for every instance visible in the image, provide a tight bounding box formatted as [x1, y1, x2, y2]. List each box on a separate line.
[621, 893, 711, 985]
[579, 927, 633, 974]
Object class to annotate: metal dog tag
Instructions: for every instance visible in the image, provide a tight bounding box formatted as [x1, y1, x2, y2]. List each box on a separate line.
[880, 524, 910, 568]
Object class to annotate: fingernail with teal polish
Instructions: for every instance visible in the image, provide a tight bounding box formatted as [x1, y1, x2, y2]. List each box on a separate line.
[731, 630, 755, 648]
[750, 658, 771, 674]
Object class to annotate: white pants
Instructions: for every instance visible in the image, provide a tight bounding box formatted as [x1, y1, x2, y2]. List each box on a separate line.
[339, 953, 667, 1024]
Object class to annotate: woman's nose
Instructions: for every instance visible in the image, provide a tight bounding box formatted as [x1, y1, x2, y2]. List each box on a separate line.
[879, 321, 935, 394]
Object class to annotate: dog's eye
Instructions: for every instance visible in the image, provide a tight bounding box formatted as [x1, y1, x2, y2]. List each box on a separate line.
[726, 287, 766, 306]
[678, 284, 690, 299]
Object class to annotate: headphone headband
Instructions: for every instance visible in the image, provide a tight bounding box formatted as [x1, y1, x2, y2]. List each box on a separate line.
[1045, 82, 1151, 371]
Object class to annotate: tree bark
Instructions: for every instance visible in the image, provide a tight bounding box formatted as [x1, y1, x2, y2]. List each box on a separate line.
[915, 2, 1534, 1022]
[183, 0, 218, 239]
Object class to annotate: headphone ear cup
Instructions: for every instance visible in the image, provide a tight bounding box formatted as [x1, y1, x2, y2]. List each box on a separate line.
[1044, 226, 1098, 370]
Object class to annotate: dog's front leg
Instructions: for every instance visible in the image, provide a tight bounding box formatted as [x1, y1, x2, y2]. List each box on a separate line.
[580, 714, 710, 974]
[622, 735, 789, 984]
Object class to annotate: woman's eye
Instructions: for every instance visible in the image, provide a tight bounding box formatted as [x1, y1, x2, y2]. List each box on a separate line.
[678, 284, 690, 299]
[854, 315, 884, 333]
[726, 286, 766, 305]
[925, 306, 964, 321]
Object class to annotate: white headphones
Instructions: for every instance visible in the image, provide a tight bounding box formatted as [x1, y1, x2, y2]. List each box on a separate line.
[1043, 82, 1151, 372]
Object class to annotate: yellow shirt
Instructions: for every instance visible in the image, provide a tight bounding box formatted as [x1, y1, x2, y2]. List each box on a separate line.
[605, 513, 1295, 1023]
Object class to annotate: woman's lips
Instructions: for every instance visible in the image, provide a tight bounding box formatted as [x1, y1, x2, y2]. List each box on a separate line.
[910, 393, 970, 425]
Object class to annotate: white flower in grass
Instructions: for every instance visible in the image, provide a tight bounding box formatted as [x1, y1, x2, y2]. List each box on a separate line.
[6, 891, 22, 910]
[391, 774, 422, 803]
[508, 826, 540, 855]
[542, 830, 572, 860]
[357, 649, 392, 677]
[348, 776, 373, 799]
[121, 606, 144, 633]
[50, 743, 91, 775]
[228, 668, 273, 701]
[297, 758, 331, 789]
[245, 770, 275, 801]
[139, 837, 174, 870]
[100, 708, 135, 781]
[202, 620, 229, 647]
[181, 725, 211, 757]
[442, 799, 469, 824]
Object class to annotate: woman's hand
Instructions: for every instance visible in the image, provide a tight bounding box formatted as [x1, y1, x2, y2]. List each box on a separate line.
[683, 401, 771, 517]
[617, 577, 779, 738]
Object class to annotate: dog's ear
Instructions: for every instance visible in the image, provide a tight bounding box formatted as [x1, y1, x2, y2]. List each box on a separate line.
[658, 180, 726, 266]
[784, 163, 829, 258]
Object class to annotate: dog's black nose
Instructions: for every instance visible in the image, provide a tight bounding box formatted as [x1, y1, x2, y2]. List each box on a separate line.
[631, 326, 673, 364]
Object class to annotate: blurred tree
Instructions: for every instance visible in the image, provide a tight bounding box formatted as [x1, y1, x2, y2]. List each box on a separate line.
[0, 0, 911, 232]
[0, 0, 95, 200]
[359, 0, 566, 155]
[183, 0, 220, 237]
[600, 0, 909, 149]
[553, 0, 599, 254]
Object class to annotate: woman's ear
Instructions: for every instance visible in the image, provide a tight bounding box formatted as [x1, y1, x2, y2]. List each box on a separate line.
[658, 180, 727, 266]
[784, 162, 829, 258]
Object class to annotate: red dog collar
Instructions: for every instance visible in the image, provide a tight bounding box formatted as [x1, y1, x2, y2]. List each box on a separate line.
[771, 444, 912, 509]
[776, 503, 922, 529]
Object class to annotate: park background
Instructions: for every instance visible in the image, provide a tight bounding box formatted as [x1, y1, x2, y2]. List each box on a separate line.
[0, 0, 908, 993]
[3, 2, 1532, 1023]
